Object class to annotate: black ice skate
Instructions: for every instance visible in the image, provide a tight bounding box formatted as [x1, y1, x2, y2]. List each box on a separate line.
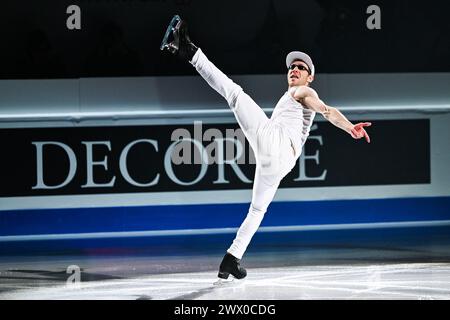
[217, 252, 247, 281]
[160, 14, 198, 62]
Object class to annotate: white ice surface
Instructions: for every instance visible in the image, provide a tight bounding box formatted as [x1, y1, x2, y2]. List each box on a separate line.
[1, 263, 450, 300]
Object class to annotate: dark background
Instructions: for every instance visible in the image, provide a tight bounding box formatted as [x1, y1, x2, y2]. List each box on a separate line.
[0, 0, 449, 79]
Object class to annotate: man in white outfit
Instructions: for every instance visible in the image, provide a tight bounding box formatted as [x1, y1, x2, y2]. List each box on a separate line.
[161, 15, 371, 281]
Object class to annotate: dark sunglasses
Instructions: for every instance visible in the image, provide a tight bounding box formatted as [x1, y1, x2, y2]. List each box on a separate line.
[288, 63, 311, 74]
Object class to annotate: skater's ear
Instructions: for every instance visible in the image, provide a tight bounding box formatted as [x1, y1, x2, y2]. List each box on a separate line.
[306, 74, 314, 86]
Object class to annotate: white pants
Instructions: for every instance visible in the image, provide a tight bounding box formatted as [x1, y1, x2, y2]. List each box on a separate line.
[191, 49, 296, 259]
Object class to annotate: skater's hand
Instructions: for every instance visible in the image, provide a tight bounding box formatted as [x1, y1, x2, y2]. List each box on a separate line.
[350, 122, 371, 143]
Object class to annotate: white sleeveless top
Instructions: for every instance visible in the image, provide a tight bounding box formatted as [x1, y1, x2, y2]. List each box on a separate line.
[270, 88, 316, 158]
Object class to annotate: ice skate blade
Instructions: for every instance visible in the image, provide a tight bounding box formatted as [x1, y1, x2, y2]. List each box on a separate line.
[160, 14, 182, 50]
[213, 277, 235, 286]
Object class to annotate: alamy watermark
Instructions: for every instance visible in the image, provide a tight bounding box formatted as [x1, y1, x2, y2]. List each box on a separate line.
[66, 265, 81, 288]
[170, 121, 256, 166]
[366, 5, 381, 30]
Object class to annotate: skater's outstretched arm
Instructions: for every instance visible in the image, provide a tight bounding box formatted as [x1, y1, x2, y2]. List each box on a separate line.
[292, 86, 371, 143]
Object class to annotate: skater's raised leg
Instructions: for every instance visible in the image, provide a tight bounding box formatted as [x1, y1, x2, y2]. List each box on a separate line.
[161, 15, 269, 153]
